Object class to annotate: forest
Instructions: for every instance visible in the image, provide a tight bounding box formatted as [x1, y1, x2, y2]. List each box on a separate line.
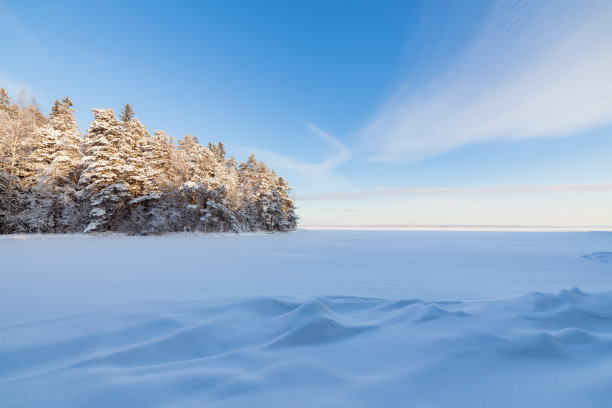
[0, 88, 298, 234]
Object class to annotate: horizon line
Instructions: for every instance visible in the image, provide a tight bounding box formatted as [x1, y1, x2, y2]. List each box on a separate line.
[299, 225, 612, 232]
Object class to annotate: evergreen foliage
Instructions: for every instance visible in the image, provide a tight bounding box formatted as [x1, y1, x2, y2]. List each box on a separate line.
[0, 88, 298, 234]
[119, 103, 134, 123]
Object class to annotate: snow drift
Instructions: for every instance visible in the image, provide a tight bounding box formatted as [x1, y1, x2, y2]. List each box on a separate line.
[1, 231, 611, 407]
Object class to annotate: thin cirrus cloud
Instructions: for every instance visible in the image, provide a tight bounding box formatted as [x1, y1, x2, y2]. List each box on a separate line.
[361, 0, 612, 162]
[247, 122, 352, 187]
[297, 182, 612, 201]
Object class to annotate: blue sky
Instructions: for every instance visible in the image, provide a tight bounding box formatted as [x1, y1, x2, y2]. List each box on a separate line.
[2, 0, 611, 227]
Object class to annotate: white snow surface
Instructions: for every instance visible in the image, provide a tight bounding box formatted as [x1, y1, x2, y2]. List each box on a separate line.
[1, 230, 611, 407]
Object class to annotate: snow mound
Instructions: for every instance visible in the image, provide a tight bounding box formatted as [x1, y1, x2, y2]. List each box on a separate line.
[582, 251, 612, 263]
[2, 290, 612, 407]
[2, 231, 612, 407]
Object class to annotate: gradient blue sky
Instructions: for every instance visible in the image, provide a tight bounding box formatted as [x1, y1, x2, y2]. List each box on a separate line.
[2, 0, 611, 227]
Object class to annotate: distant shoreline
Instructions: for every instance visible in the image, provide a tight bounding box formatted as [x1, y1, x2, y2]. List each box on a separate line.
[300, 226, 612, 232]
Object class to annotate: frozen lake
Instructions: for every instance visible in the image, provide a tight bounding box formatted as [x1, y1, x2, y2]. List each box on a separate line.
[1, 230, 611, 407]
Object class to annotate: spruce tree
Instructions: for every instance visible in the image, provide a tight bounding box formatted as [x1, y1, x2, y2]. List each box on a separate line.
[276, 176, 298, 230]
[0, 88, 11, 108]
[30, 123, 59, 180]
[79, 108, 130, 232]
[177, 135, 209, 183]
[47, 97, 83, 231]
[0, 89, 44, 232]
[119, 104, 134, 123]
[121, 116, 149, 196]
[0, 91, 299, 234]
[0, 89, 13, 231]
[48, 97, 82, 184]
[145, 130, 172, 192]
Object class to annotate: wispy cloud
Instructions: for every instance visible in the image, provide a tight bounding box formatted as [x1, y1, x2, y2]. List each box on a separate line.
[362, 0, 612, 161]
[297, 182, 612, 200]
[248, 122, 352, 188]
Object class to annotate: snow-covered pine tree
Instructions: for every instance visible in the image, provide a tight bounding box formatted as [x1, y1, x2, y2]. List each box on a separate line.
[237, 158, 296, 231]
[254, 164, 282, 231]
[0, 88, 45, 232]
[208, 141, 226, 166]
[236, 154, 262, 230]
[30, 123, 58, 180]
[122, 130, 187, 234]
[119, 103, 134, 123]
[0, 89, 10, 107]
[275, 176, 298, 230]
[145, 130, 173, 192]
[79, 108, 131, 232]
[19, 122, 59, 232]
[199, 181, 240, 232]
[177, 180, 239, 232]
[177, 135, 209, 183]
[28, 97, 81, 185]
[219, 155, 243, 215]
[179, 143, 240, 232]
[164, 134, 183, 189]
[121, 112, 149, 197]
[10, 90, 47, 189]
[49, 97, 82, 186]
[120, 114, 168, 234]
[44, 97, 84, 232]
[1, 89, 298, 234]
[15, 97, 85, 232]
[0, 89, 15, 232]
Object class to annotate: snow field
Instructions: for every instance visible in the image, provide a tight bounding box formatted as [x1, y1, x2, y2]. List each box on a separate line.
[1, 230, 611, 407]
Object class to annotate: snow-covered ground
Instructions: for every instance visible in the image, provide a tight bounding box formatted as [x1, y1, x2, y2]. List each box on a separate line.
[1, 230, 611, 407]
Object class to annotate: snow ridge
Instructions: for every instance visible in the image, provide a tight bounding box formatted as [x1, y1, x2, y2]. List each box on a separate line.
[2, 289, 612, 407]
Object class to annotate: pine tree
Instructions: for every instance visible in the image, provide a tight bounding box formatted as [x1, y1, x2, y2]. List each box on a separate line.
[219, 155, 242, 213]
[50, 100, 61, 117]
[275, 176, 298, 230]
[236, 154, 262, 230]
[254, 163, 279, 231]
[119, 103, 134, 123]
[17, 97, 84, 233]
[0, 89, 13, 231]
[121, 116, 149, 196]
[79, 108, 130, 232]
[0, 88, 44, 232]
[1, 91, 298, 234]
[30, 123, 59, 180]
[145, 130, 172, 192]
[46, 97, 83, 231]
[199, 182, 240, 232]
[177, 135, 209, 182]
[48, 97, 82, 185]
[0, 89, 11, 108]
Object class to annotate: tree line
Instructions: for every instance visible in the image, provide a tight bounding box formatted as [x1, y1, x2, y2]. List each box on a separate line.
[0, 88, 298, 234]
